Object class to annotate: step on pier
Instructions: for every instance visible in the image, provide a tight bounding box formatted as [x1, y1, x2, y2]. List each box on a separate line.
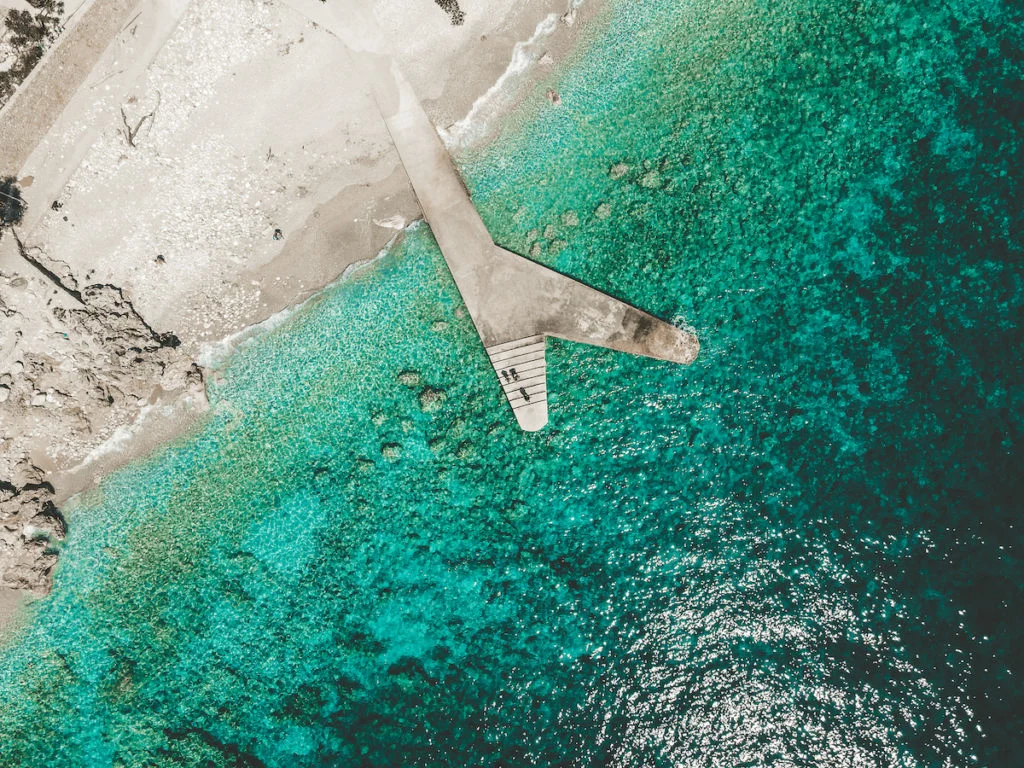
[486, 335, 548, 431]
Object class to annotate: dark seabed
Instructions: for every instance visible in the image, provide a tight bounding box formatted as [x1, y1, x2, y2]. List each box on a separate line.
[0, 0, 1021, 765]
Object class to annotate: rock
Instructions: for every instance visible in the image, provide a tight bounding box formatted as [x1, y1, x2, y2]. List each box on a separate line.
[0, 459, 66, 595]
[609, 162, 630, 180]
[397, 370, 422, 387]
[418, 387, 447, 413]
[0, 242, 203, 589]
[546, 89, 562, 105]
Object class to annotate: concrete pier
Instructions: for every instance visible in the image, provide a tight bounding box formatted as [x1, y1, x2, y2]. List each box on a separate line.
[280, 0, 699, 430]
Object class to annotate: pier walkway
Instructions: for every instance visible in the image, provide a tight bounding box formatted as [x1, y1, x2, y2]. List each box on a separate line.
[280, 0, 700, 430]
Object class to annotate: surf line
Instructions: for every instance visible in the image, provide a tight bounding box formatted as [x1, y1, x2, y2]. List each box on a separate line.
[440, 0, 587, 149]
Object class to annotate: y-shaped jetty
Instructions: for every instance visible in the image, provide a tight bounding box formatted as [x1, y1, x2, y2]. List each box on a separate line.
[282, 0, 699, 430]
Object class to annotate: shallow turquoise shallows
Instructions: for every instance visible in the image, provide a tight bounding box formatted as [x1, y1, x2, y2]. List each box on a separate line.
[1, 0, 1022, 765]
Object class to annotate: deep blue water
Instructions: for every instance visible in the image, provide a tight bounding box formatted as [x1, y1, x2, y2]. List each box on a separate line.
[0, 0, 1021, 765]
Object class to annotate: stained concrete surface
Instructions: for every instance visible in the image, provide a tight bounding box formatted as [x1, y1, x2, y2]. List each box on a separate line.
[282, 0, 699, 431]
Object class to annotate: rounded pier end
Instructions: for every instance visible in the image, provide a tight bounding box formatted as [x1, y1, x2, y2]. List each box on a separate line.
[626, 310, 700, 365]
[648, 324, 700, 365]
[514, 402, 549, 432]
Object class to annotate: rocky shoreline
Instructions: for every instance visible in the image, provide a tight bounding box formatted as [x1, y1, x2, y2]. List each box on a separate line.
[0, 459, 63, 594]
[1, 219, 206, 594]
[0, 0, 595, 609]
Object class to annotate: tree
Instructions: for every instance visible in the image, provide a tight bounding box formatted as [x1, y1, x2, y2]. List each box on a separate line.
[433, 0, 464, 25]
[0, 1, 66, 106]
[0, 177, 26, 230]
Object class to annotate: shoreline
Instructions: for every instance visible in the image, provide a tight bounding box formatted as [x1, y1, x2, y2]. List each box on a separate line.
[1, 0, 600, 625]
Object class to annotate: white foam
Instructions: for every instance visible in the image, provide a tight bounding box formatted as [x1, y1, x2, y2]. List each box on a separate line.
[196, 224, 418, 369]
[197, 298, 312, 369]
[372, 214, 409, 230]
[78, 404, 156, 468]
[440, 1, 585, 149]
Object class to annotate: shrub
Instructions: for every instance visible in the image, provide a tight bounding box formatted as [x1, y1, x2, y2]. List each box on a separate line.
[0, 177, 26, 229]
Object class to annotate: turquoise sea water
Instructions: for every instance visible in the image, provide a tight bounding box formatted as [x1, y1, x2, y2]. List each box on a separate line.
[1, 0, 1022, 765]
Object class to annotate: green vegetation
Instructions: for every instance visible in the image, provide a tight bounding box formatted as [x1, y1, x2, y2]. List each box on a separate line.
[0, 177, 25, 229]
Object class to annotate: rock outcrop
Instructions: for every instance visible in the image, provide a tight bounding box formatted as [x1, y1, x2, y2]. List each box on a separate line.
[0, 228, 206, 594]
[0, 460, 65, 594]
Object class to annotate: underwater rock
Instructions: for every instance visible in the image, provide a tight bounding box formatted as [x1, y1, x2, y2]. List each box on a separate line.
[455, 440, 476, 460]
[418, 387, 447, 413]
[397, 370, 422, 387]
[609, 162, 630, 180]
[550, 239, 568, 255]
[594, 202, 612, 219]
[561, 210, 579, 227]
[529, 242, 543, 258]
[546, 89, 562, 105]
[380, 443, 402, 461]
[639, 169, 663, 188]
